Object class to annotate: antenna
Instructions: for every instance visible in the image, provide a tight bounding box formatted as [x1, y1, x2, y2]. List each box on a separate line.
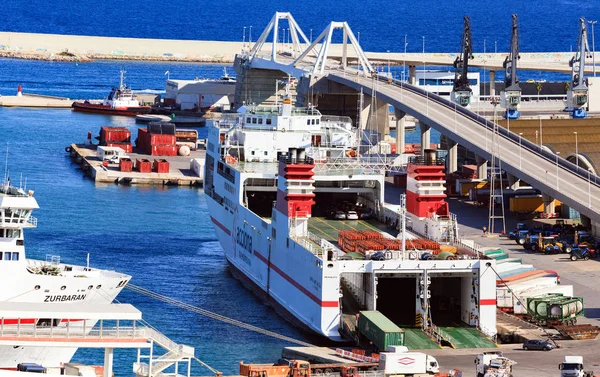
[87, 253, 90, 269]
[3, 144, 8, 185]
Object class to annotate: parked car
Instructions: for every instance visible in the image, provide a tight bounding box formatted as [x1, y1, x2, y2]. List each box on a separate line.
[332, 211, 347, 220]
[346, 210, 359, 220]
[523, 339, 555, 351]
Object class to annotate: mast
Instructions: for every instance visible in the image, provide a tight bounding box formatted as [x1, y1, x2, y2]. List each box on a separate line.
[119, 69, 126, 90]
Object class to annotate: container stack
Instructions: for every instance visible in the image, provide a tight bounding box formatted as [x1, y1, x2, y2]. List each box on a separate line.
[137, 122, 177, 156]
[100, 126, 132, 153]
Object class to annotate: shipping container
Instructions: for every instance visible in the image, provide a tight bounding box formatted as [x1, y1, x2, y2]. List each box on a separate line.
[136, 159, 152, 173]
[528, 297, 584, 323]
[150, 144, 177, 156]
[100, 126, 131, 144]
[105, 142, 132, 153]
[514, 285, 574, 315]
[119, 158, 133, 172]
[496, 277, 560, 311]
[358, 311, 404, 351]
[154, 159, 170, 173]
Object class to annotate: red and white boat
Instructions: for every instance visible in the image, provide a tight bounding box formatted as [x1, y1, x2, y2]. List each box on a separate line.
[72, 70, 151, 116]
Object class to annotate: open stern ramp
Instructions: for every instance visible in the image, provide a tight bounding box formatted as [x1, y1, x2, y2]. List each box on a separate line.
[435, 326, 497, 349]
[401, 328, 441, 350]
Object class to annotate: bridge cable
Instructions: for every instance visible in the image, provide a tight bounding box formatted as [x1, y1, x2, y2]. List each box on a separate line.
[125, 284, 315, 347]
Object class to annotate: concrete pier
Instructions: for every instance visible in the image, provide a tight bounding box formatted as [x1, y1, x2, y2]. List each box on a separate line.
[0, 94, 74, 108]
[68, 144, 204, 186]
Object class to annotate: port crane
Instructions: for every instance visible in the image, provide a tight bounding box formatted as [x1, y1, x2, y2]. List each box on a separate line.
[568, 18, 590, 119]
[451, 16, 474, 107]
[500, 14, 521, 120]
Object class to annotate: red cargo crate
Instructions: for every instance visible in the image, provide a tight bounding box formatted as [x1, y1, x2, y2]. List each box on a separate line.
[150, 133, 176, 145]
[136, 159, 152, 173]
[119, 158, 133, 172]
[106, 142, 133, 153]
[153, 159, 170, 173]
[150, 144, 177, 156]
[100, 126, 131, 144]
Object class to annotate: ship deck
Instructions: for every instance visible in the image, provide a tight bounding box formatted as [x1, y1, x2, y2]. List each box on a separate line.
[307, 217, 396, 244]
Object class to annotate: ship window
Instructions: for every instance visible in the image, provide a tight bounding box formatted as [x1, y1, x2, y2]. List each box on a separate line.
[4, 252, 10, 261]
[258, 118, 263, 124]
[251, 151, 255, 155]
[252, 118, 257, 124]
[316, 119, 320, 125]
[0, 252, 2, 260]
[266, 118, 272, 125]
[264, 151, 268, 156]
[11, 252, 18, 261]
[307, 119, 311, 125]
[311, 119, 316, 125]
[246, 117, 251, 123]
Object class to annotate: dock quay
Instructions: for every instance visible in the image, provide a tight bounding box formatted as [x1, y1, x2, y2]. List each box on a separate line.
[0, 93, 74, 108]
[67, 144, 204, 186]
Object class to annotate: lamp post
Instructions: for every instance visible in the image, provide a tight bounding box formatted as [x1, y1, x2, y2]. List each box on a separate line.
[484, 39, 487, 97]
[243, 26, 246, 47]
[589, 20, 597, 77]
[539, 115, 543, 146]
[422, 36, 425, 79]
[519, 133, 523, 170]
[556, 151, 560, 189]
[310, 29, 313, 43]
[404, 34, 408, 82]
[574, 131, 579, 168]
[387, 50, 391, 76]
[358, 32, 360, 44]
[249, 26, 253, 44]
[495, 40, 497, 53]
[589, 168, 592, 208]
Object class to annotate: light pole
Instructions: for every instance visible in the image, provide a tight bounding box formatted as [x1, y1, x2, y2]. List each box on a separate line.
[519, 133, 523, 170]
[484, 39, 487, 96]
[495, 40, 497, 54]
[589, 168, 592, 208]
[310, 29, 313, 43]
[539, 115, 543, 146]
[574, 131, 579, 168]
[404, 34, 408, 82]
[387, 50, 391, 76]
[422, 36, 425, 79]
[249, 26, 253, 44]
[243, 26, 246, 47]
[589, 20, 597, 77]
[358, 32, 360, 44]
[556, 151, 560, 189]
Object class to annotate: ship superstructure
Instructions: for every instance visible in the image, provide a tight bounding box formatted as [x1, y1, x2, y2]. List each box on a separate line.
[205, 86, 497, 344]
[0, 181, 130, 369]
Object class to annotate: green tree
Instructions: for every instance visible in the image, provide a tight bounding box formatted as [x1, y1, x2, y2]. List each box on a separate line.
[535, 81, 543, 96]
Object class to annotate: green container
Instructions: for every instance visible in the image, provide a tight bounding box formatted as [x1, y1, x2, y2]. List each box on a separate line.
[358, 311, 404, 351]
[497, 258, 522, 264]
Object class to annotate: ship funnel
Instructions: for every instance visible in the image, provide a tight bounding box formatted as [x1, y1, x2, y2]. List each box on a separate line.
[423, 149, 437, 165]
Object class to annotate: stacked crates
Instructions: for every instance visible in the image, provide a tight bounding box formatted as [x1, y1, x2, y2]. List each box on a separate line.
[337, 230, 441, 254]
[100, 126, 132, 153]
[137, 122, 177, 156]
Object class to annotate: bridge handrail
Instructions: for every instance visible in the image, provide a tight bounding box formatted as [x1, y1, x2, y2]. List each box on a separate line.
[371, 73, 600, 187]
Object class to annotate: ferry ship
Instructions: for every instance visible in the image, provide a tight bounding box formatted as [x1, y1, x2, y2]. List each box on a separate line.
[72, 70, 151, 116]
[0, 180, 130, 369]
[205, 83, 498, 345]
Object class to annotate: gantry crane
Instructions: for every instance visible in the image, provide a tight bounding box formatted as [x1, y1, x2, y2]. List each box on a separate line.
[568, 18, 590, 119]
[500, 14, 521, 120]
[451, 16, 474, 107]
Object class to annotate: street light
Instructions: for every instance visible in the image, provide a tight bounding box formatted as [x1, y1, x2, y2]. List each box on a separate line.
[422, 36, 425, 54]
[310, 29, 313, 43]
[539, 115, 543, 146]
[249, 26, 253, 44]
[358, 32, 360, 44]
[556, 151, 561, 189]
[243, 26, 246, 46]
[519, 133, 523, 170]
[574, 131, 579, 168]
[404, 34, 408, 82]
[387, 50, 391, 76]
[495, 40, 497, 54]
[589, 168, 593, 208]
[484, 39, 487, 96]
[422, 36, 425, 78]
[589, 20, 597, 77]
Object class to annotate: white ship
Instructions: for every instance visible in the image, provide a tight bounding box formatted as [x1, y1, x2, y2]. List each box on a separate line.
[0, 180, 130, 369]
[205, 85, 498, 346]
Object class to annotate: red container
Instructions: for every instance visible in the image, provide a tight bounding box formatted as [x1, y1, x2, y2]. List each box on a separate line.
[150, 133, 176, 145]
[106, 142, 133, 153]
[150, 144, 177, 156]
[100, 126, 131, 144]
[136, 159, 152, 173]
[153, 159, 170, 173]
[119, 158, 133, 172]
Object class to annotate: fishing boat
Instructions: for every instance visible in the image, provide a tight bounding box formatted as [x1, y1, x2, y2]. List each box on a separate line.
[72, 69, 151, 116]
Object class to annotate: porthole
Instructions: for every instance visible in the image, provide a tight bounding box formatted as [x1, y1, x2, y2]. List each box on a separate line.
[88, 285, 93, 290]
[96, 285, 102, 289]
[34, 285, 40, 290]
[60, 286, 66, 290]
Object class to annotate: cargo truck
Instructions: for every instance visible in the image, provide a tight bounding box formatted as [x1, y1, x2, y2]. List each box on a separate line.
[357, 311, 404, 352]
[559, 356, 594, 377]
[239, 359, 378, 377]
[379, 346, 440, 376]
[474, 352, 515, 377]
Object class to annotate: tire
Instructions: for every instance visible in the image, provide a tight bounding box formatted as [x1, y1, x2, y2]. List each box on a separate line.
[524, 346, 529, 350]
[584, 256, 590, 261]
[532, 245, 539, 252]
[571, 255, 578, 261]
[564, 246, 572, 253]
[518, 238, 526, 245]
[544, 347, 551, 351]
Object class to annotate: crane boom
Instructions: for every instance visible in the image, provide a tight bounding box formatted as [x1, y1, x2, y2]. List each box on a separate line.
[568, 18, 590, 118]
[500, 14, 522, 119]
[451, 16, 474, 107]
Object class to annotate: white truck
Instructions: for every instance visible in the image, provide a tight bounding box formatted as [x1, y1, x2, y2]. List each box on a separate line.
[559, 356, 594, 377]
[379, 346, 440, 376]
[96, 145, 129, 163]
[475, 352, 515, 377]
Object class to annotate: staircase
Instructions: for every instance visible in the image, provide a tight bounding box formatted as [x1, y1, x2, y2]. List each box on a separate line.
[134, 327, 195, 377]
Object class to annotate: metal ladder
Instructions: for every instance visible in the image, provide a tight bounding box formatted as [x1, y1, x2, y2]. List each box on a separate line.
[488, 118, 506, 235]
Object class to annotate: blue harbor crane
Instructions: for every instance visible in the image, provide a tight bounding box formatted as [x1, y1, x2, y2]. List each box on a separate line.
[568, 18, 590, 119]
[451, 16, 474, 107]
[500, 14, 522, 120]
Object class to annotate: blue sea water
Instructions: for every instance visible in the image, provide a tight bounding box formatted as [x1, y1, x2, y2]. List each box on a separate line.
[0, 1, 599, 374]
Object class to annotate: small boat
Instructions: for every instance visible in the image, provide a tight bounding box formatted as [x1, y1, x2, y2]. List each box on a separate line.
[72, 70, 151, 116]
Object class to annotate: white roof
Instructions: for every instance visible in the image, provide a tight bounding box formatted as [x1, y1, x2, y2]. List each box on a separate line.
[0, 302, 141, 320]
[0, 195, 39, 209]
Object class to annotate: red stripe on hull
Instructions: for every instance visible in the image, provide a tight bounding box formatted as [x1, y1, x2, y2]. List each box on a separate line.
[480, 299, 497, 306]
[210, 216, 231, 236]
[72, 103, 151, 117]
[253, 250, 337, 308]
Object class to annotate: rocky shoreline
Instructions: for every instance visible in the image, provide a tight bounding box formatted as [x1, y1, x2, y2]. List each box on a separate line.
[0, 50, 235, 63]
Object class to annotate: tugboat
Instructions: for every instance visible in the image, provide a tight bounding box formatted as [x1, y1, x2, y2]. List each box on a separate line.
[72, 69, 151, 116]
